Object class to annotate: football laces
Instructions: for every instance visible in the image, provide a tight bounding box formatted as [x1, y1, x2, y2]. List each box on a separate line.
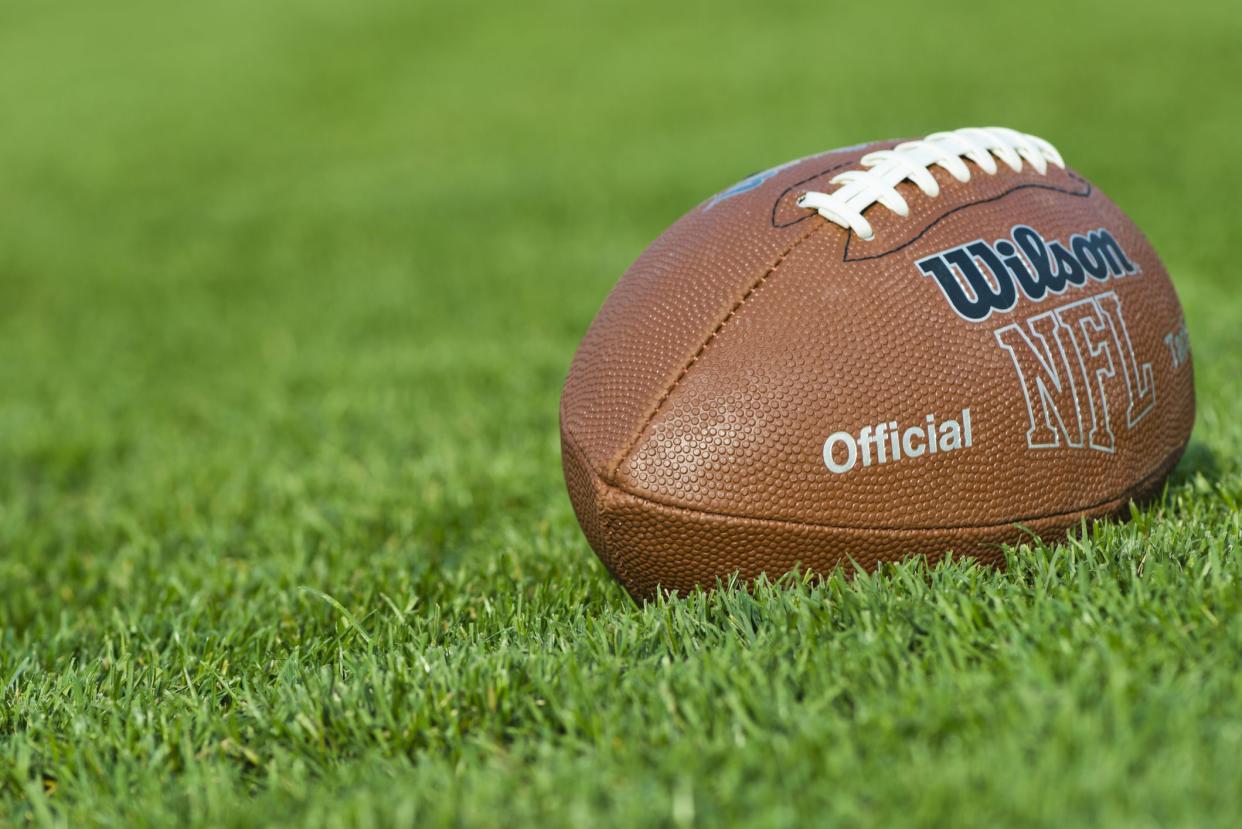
[797, 127, 1064, 241]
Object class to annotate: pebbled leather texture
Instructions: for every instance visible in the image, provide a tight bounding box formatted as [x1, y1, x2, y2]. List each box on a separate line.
[561, 135, 1195, 600]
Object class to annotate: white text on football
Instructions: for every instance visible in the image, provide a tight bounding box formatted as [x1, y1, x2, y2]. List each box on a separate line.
[823, 409, 973, 474]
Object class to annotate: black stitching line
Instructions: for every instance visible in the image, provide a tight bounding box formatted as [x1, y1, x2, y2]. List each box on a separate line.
[769, 160, 859, 228]
[841, 174, 1093, 262]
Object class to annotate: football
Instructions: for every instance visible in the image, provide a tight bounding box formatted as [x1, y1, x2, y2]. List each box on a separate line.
[560, 127, 1195, 599]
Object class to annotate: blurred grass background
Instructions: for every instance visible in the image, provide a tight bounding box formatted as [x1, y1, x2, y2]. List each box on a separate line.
[1, 0, 1240, 826]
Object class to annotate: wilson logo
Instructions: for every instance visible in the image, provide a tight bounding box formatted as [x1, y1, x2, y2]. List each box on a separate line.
[995, 291, 1154, 453]
[917, 225, 1139, 322]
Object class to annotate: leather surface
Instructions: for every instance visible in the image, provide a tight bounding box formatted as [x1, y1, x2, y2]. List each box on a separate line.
[561, 136, 1195, 599]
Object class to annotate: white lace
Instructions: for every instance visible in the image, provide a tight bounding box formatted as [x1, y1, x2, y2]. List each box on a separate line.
[796, 127, 1064, 241]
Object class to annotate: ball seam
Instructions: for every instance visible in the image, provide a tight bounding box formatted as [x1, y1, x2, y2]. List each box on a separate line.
[600, 441, 1186, 534]
[606, 218, 833, 483]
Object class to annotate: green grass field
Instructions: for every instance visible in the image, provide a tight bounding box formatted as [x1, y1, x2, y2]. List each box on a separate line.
[2, 0, 1241, 825]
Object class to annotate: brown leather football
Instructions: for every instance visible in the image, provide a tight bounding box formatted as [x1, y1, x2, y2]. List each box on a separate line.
[560, 127, 1194, 600]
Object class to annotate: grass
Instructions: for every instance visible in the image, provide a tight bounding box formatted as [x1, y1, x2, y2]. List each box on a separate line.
[0, 0, 1240, 825]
